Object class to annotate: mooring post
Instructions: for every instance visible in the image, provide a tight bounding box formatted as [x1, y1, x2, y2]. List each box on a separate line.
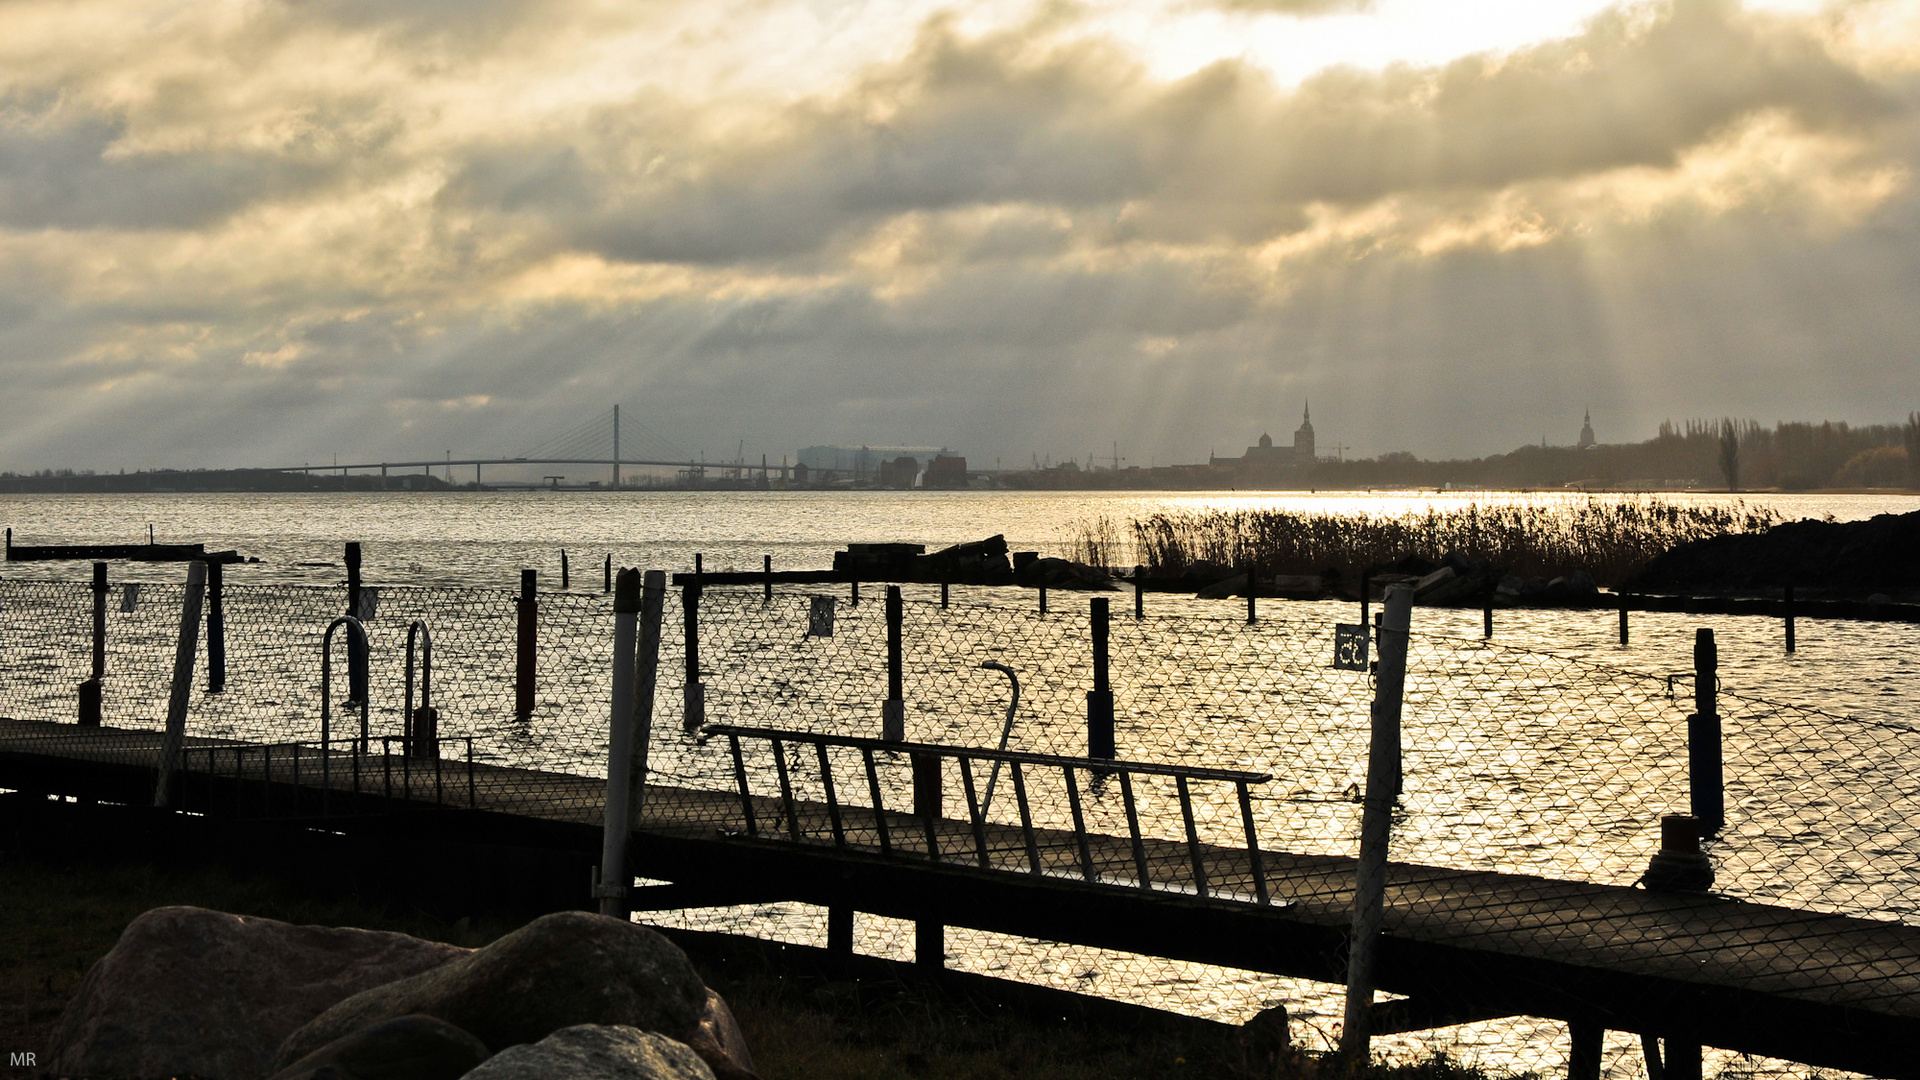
[345, 542, 369, 705]
[516, 569, 537, 720]
[883, 586, 905, 740]
[152, 561, 208, 808]
[1482, 582, 1493, 639]
[1039, 585, 1047, 615]
[851, 577, 859, 606]
[205, 560, 226, 693]
[1784, 584, 1796, 653]
[1619, 592, 1630, 646]
[561, 549, 570, 590]
[1689, 628, 1723, 835]
[1245, 562, 1256, 624]
[1088, 597, 1114, 758]
[941, 579, 949, 609]
[1339, 583, 1413, 1061]
[80, 561, 106, 726]
[1360, 568, 1371, 629]
[632, 570, 666, 825]
[1569, 1022, 1604, 1080]
[1134, 564, 1144, 619]
[604, 553, 612, 593]
[682, 560, 704, 732]
[599, 567, 642, 919]
[763, 554, 773, 602]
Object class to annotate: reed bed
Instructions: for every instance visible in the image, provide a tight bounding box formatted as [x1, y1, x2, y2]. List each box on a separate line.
[1087, 498, 1784, 586]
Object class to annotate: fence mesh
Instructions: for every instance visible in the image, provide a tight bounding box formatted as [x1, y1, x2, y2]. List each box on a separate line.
[2, 572, 1912, 1076]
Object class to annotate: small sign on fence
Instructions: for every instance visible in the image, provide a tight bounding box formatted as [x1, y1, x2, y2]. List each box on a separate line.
[807, 595, 836, 637]
[356, 587, 380, 621]
[120, 583, 140, 613]
[1332, 623, 1369, 671]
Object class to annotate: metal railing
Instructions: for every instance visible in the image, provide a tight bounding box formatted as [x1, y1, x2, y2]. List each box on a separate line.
[178, 734, 477, 817]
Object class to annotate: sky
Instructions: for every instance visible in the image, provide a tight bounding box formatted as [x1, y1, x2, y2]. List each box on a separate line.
[3, 0, 1919, 472]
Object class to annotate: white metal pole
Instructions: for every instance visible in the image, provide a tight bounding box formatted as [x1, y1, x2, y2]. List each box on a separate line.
[599, 568, 642, 919]
[152, 561, 208, 808]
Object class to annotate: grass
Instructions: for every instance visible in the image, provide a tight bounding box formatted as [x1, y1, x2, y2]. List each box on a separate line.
[0, 854, 1540, 1080]
[1095, 497, 1785, 586]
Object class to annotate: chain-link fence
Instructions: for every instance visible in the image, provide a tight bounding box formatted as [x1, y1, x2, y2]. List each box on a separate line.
[2, 571, 1912, 1076]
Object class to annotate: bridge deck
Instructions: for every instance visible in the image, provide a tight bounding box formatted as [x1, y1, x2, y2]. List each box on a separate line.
[2, 716, 1915, 1073]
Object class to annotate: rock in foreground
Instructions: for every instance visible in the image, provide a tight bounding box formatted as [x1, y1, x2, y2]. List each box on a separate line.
[273, 911, 708, 1071]
[265, 1014, 490, 1080]
[47, 906, 468, 1080]
[463, 1025, 715, 1080]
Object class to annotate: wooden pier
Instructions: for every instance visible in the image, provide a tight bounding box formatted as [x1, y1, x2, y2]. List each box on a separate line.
[1, 715, 1915, 1077]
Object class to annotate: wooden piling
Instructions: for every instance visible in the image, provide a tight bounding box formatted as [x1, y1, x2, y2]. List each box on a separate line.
[205, 560, 226, 693]
[1088, 597, 1114, 759]
[764, 555, 773, 602]
[1340, 583, 1413, 1060]
[883, 586, 904, 741]
[604, 553, 612, 593]
[80, 562, 105, 726]
[561, 549, 570, 589]
[1482, 583, 1493, 639]
[516, 569, 537, 720]
[1039, 586, 1047, 615]
[1245, 563, 1256, 624]
[1619, 593, 1630, 646]
[1689, 628, 1723, 835]
[1134, 564, 1144, 619]
[152, 561, 207, 808]
[941, 580, 949, 609]
[344, 543, 369, 706]
[1784, 584, 1796, 653]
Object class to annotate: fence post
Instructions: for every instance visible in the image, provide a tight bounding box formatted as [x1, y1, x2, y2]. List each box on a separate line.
[345, 543, 369, 705]
[1339, 583, 1413, 1061]
[1689, 628, 1723, 835]
[599, 567, 642, 919]
[206, 560, 226, 693]
[1088, 597, 1114, 758]
[632, 570, 667, 826]
[682, 568, 704, 733]
[152, 561, 208, 808]
[80, 562, 106, 725]
[1134, 565, 1144, 619]
[1783, 584, 1795, 653]
[913, 751, 944, 968]
[884, 586, 905, 740]
[516, 569, 537, 720]
[764, 554, 773, 602]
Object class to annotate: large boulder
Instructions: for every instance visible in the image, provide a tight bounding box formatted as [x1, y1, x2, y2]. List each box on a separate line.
[46, 906, 468, 1080]
[684, 989, 758, 1080]
[273, 912, 707, 1071]
[462, 1025, 715, 1080]
[265, 1015, 490, 1080]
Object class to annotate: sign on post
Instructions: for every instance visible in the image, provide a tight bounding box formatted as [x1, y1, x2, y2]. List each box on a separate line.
[1333, 624, 1369, 671]
[808, 596, 836, 638]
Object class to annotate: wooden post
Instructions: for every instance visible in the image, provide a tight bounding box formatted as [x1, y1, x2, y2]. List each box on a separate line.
[851, 577, 859, 606]
[1569, 1022, 1604, 1080]
[205, 560, 226, 693]
[764, 554, 773, 602]
[1245, 563, 1256, 624]
[1088, 598, 1114, 758]
[345, 543, 368, 705]
[883, 586, 905, 740]
[1664, 1038, 1702, 1080]
[1482, 582, 1493, 639]
[152, 561, 207, 808]
[80, 562, 106, 726]
[561, 549, 570, 589]
[1360, 568, 1371, 629]
[1039, 585, 1047, 615]
[913, 752, 943, 968]
[1339, 583, 1413, 1061]
[516, 569, 537, 720]
[682, 565, 704, 732]
[631, 570, 667, 826]
[1134, 565, 1144, 619]
[1784, 584, 1796, 653]
[604, 553, 612, 593]
[1689, 628, 1722, 835]
[941, 579, 949, 609]
[599, 567, 642, 919]
[1619, 593, 1630, 646]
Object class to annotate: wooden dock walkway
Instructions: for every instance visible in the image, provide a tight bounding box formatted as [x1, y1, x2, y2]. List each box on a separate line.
[1, 715, 1914, 1076]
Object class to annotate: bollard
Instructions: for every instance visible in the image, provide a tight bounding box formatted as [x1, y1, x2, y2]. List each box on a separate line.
[1087, 598, 1114, 758]
[1642, 813, 1713, 892]
[1339, 583, 1413, 1061]
[205, 561, 226, 693]
[516, 569, 537, 720]
[598, 567, 642, 919]
[1689, 628, 1723, 835]
[80, 561, 106, 726]
[1134, 564, 1144, 619]
[764, 554, 773, 602]
[152, 561, 208, 808]
[1784, 584, 1796, 653]
[912, 752, 944, 968]
[883, 586, 905, 740]
[682, 568, 704, 732]
[1619, 593, 1630, 646]
[561, 549, 570, 589]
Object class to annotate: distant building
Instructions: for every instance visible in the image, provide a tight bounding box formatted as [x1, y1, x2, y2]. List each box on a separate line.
[879, 456, 920, 489]
[1577, 410, 1596, 450]
[798, 445, 947, 479]
[1212, 403, 1316, 469]
[924, 454, 968, 489]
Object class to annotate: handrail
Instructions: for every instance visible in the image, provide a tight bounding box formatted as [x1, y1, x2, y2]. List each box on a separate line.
[703, 724, 1271, 784]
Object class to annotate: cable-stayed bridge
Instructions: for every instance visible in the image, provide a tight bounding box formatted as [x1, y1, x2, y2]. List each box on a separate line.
[268, 406, 779, 487]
